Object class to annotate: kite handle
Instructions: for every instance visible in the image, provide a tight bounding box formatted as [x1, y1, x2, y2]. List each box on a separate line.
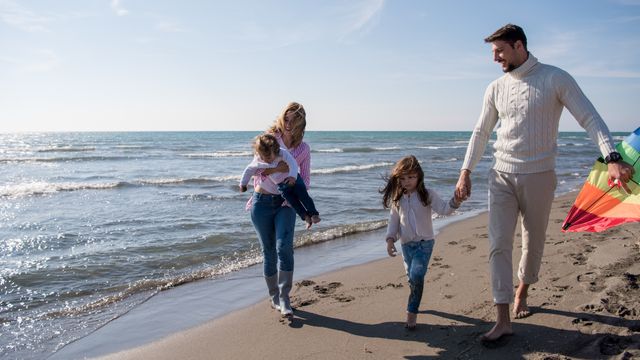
[609, 178, 631, 195]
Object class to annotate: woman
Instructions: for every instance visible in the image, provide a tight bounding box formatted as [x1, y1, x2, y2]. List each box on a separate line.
[249, 102, 310, 317]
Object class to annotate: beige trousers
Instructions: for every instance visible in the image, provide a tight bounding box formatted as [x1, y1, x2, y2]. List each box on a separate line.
[488, 169, 556, 304]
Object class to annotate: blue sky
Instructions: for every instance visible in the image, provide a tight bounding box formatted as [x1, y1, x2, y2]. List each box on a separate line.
[1, 0, 639, 132]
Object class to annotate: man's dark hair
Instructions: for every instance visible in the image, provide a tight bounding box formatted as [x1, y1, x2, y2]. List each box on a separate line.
[484, 24, 527, 51]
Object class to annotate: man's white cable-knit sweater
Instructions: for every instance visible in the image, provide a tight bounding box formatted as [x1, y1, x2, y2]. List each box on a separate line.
[461, 54, 616, 174]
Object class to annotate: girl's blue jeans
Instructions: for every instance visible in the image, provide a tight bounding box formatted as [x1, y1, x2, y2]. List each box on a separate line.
[401, 239, 434, 314]
[250, 192, 296, 277]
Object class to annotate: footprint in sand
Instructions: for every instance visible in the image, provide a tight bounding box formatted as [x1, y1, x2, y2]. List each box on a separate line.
[572, 317, 594, 327]
[294, 298, 318, 307]
[576, 271, 597, 283]
[568, 252, 588, 266]
[448, 241, 458, 245]
[463, 244, 476, 252]
[576, 271, 607, 292]
[334, 294, 355, 303]
[375, 283, 403, 290]
[313, 282, 342, 296]
[297, 280, 316, 287]
[580, 302, 606, 314]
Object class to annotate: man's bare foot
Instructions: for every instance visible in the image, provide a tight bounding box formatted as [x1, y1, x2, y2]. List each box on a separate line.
[405, 312, 417, 330]
[311, 214, 321, 224]
[480, 322, 513, 342]
[513, 297, 531, 319]
[514, 282, 531, 319]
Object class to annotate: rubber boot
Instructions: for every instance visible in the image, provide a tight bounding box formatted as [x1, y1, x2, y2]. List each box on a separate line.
[265, 274, 280, 311]
[278, 270, 294, 317]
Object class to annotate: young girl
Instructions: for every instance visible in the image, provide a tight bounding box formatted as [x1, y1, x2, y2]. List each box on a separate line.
[381, 155, 463, 330]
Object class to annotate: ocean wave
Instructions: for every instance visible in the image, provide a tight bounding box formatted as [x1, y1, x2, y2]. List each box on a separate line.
[418, 145, 467, 150]
[179, 193, 243, 201]
[37, 146, 96, 153]
[138, 175, 240, 185]
[0, 155, 131, 163]
[315, 148, 343, 153]
[314, 146, 401, 153]
[183, 151, 253, 158]
[0, 181, 130, 197]
[294, 219, 387, 247]
[558, 143, 586, 147]
[114, 145, 150, 149]
[312, 162, 393, 175]
[0, 175, 243, 197]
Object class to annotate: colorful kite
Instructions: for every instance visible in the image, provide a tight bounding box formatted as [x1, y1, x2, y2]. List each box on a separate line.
[562, 127, 640, 232]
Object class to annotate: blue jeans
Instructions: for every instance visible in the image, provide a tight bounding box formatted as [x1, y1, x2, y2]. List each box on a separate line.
[401, 239, 434, 313]
[251, 192, 296, 277]
[277, 174, 319, 221]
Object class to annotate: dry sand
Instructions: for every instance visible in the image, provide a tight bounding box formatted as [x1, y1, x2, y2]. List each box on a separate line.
[98, 193, 640, 359]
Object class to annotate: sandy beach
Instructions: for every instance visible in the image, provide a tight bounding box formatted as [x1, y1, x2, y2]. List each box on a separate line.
[97, 193, 640, 359]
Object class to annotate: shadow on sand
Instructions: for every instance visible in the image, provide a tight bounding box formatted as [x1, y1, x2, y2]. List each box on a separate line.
[292, 307, 639, 359]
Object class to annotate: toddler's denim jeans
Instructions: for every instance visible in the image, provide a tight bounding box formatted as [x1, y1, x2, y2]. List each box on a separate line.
[277, 174, 319, 221]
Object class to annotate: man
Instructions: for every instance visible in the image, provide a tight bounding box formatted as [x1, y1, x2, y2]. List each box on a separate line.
[455, 24, 634, 343]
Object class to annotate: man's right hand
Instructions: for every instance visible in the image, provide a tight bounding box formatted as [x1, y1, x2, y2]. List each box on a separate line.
[455, 169, 472, 200]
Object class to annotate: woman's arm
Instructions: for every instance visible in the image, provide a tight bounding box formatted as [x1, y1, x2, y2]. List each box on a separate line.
[294, 142, 311, 188]
[261, 161, 289, 176]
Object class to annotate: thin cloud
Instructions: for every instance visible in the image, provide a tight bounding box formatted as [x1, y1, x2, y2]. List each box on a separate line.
[110, 0, 129, 16]
[24, 49, 60, 72]
[571, 64, 640, 79]
[156, 20, 187, 33]
[610, 0, 640, 5]
[531, 31, 578, 61]
[0, 0, 50, 32]
[532, 28, 640, 79]
[609, 15, 640, 23]
[339, 0, 385, 42]
[1, 49, 60, 73]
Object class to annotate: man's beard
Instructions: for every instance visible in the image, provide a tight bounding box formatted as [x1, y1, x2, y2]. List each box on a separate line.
[503, 62, 516, 72]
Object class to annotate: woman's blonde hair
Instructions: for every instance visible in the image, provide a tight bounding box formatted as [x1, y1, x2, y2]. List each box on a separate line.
[268, 102, 306, 148]
[380, 155, 430, 209]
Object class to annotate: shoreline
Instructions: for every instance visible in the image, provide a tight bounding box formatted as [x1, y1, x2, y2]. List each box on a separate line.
[64, 193, 640, 359]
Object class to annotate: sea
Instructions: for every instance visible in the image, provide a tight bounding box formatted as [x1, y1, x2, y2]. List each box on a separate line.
[0, 131, 626, 359]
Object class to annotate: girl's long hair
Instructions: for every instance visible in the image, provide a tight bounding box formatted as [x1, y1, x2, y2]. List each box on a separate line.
[380, 155, 430, 209]
[268, 102, 306, 148]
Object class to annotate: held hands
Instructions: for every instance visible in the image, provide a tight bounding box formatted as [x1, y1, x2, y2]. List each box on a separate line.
[386, 238, 397, 257]
[239, 184, 248, 193]
[455, 169, 472, 201]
